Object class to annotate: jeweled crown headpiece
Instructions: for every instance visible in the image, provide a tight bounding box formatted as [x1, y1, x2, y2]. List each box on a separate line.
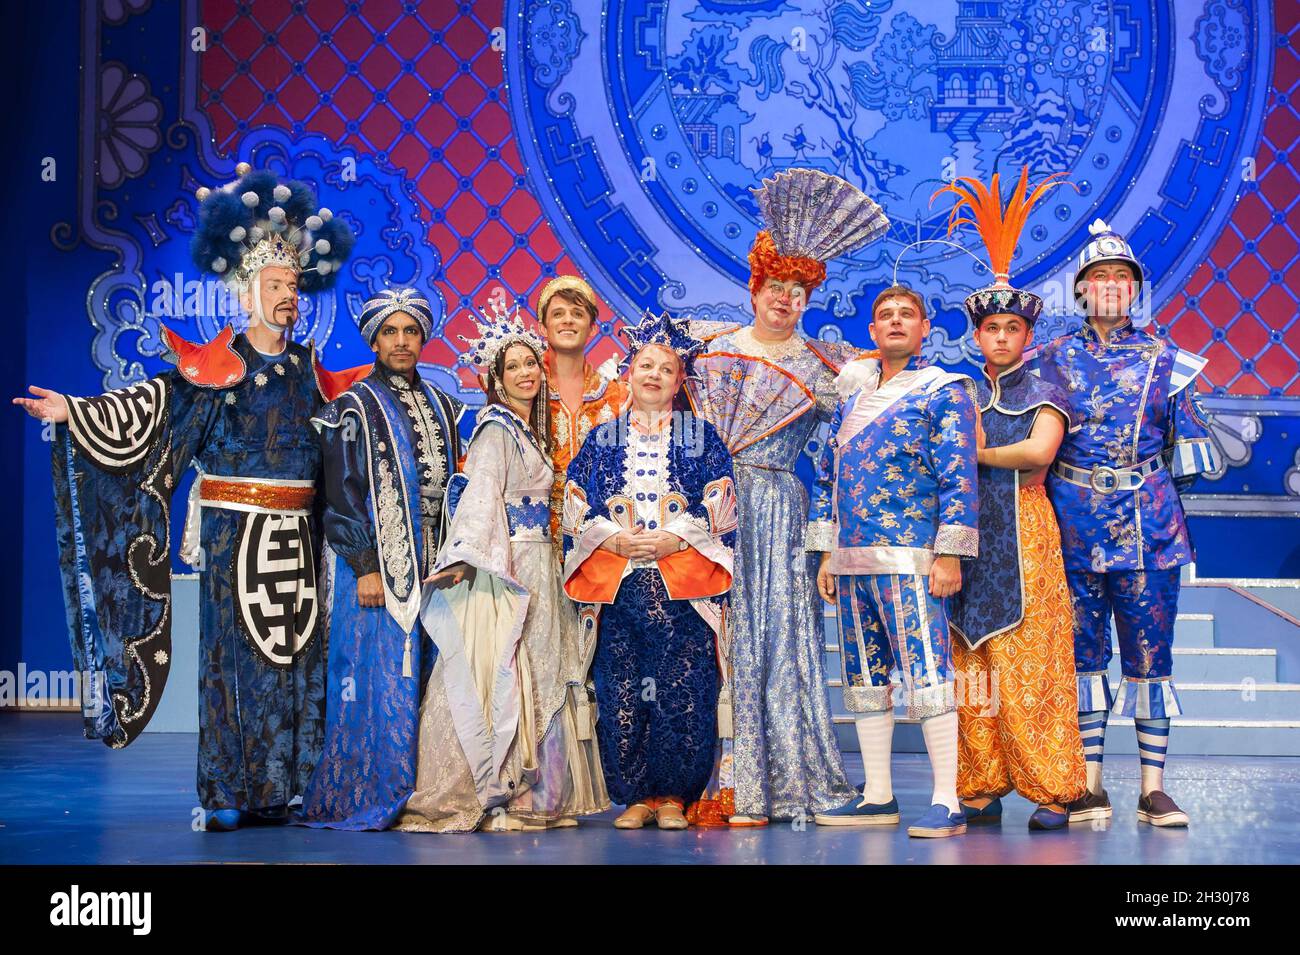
[359, 287, 434, 345]
[748, 168, 891, 296]
[190, 162, 355, 293]
[618, 310, 706, 374]
[458, 298, 549, 371]
[931, 166, 1068, 327]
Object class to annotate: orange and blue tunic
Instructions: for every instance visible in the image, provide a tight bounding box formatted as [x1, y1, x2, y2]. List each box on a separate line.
[546, 357, 629, 545]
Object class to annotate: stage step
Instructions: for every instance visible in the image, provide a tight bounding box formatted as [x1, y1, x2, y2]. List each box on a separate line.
[1176, 683, 1300, 719]
[1172, 613, 1216, 647]
[1109, 647, 1278, 684]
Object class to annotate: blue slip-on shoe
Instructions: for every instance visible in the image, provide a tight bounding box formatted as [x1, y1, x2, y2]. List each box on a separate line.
[907, 804, 967, 838]
[205, 809, 243, 832]
[961, 797, 1003, 825]
[813, 796, 900, 827]
[1028, 805, 1070, 831]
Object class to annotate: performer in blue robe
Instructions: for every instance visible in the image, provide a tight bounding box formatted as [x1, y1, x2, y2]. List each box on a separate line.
[683, 167, 886, 826]
[298, 289, 463, 830]
[563, 312, 737, 830]
[15, 164, 357, 830]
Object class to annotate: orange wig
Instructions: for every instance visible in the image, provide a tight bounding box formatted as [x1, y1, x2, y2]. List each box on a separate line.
[747, 230, 828, 298]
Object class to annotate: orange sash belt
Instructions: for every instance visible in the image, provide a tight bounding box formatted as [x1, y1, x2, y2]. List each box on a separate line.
[200, 478, 315, 512]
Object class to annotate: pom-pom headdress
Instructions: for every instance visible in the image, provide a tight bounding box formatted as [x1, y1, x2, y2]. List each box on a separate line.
[458, 298, 548, 372]
[931, 166, 1068, 326]
[748, 168, 890, 296]
[190, 162, 356, 293]
[619, 310, 706, 375]
[359, 288, 434, 345]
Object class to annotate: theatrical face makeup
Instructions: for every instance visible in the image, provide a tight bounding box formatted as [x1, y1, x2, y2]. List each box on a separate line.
[373, 310, 425, 376]
[501, 342, 542, 406]
[751, 276, 806, 339]
[628, 344, 683, 413]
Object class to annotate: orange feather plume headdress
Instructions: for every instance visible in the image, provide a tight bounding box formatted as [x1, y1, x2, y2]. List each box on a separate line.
[930, 167, 1068, 326]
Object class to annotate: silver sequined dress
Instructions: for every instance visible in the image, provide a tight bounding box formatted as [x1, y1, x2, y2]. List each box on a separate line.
[692, 327, 858, 819]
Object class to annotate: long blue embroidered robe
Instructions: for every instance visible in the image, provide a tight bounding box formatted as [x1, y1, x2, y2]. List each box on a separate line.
[298, 365, 462, 830]
[685, 322, 859, 819]
[562, 410, 737, 806]
[52, 329, 326, 812]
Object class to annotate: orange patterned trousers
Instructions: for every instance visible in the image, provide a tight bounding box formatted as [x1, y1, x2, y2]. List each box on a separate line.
[955, 486, 1087, 806]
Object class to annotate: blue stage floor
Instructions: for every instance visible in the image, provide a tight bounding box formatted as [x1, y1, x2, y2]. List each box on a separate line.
[2, 712, 1297, 865]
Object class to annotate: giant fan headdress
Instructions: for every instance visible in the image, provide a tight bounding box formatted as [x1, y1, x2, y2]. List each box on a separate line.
[753, 167, 892, 263]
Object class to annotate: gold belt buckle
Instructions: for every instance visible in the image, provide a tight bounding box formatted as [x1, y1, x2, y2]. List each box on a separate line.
[1089, 465, 1120, 495]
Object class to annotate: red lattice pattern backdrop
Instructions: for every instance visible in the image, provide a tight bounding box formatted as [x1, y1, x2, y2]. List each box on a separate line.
[198, 0, 625, 390]
[1158, 3, 1300, 396]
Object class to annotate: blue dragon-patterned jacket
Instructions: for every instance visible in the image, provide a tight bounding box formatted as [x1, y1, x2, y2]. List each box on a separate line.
[950, 362, 1072, 648]
[1035, 319, 1220, 573]
[811, 356, 980, 576]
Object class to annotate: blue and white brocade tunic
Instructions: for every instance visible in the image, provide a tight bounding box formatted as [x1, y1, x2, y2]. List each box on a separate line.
[1035, 318, 1220, 573]
[811, 356, 981, 577]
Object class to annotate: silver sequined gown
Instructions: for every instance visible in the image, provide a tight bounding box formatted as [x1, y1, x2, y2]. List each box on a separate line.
[707, 330, 857, 819]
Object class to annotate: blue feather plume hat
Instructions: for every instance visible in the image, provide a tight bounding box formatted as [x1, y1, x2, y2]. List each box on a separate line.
[189, 161, 355, 293]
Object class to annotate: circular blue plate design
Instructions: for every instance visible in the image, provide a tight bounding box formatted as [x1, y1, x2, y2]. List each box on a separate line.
[506, 0, 1270, 361]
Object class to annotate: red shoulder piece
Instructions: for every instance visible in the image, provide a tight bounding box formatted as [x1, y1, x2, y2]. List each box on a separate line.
[311, 345, 372, 402]
[162, 325, 247, 388]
